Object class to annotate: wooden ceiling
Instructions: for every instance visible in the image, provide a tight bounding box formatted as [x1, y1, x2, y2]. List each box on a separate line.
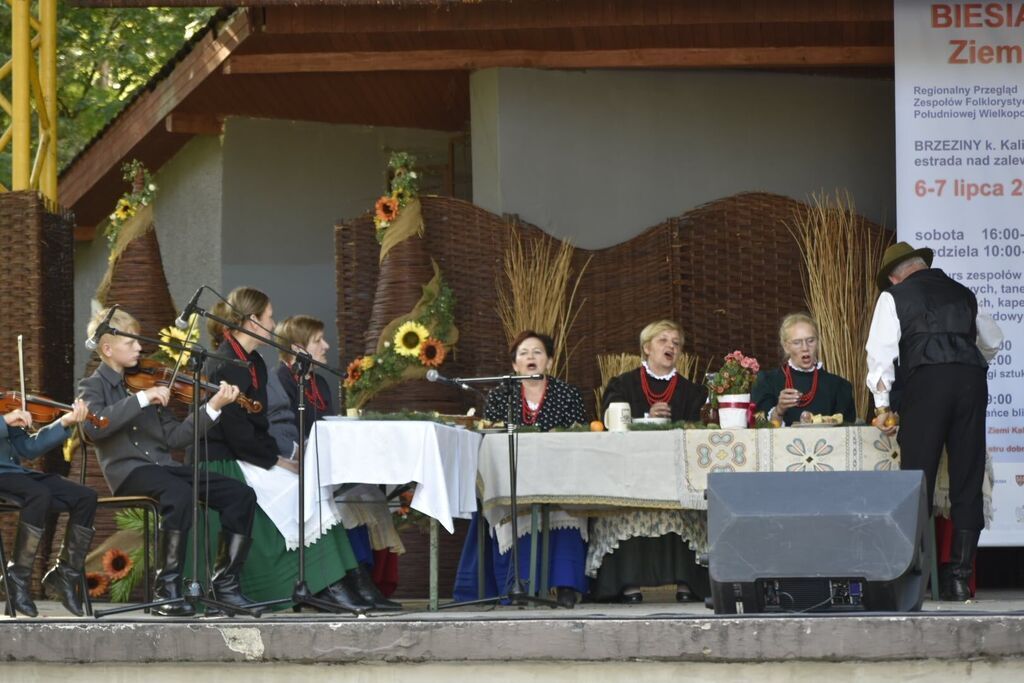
[62, 0, 895, 233]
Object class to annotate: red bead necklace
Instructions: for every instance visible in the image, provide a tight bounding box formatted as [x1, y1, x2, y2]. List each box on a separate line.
[639, 367, 678, 406]
[224, 332, 258, 390]
[520, 378, 548, 426]
[782, 364, 819, 408]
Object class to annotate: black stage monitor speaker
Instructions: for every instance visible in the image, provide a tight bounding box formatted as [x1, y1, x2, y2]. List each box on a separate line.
[707, 470, 928, 614]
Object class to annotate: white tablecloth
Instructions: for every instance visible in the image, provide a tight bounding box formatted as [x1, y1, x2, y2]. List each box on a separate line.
[305, 419, 481, 533]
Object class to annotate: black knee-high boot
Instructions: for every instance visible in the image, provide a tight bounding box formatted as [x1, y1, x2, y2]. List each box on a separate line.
[5, 521, 44, 617]
[208, 532, 261, 615]
[940, 529, 980, 601]
[153, 529, 196, 617]
[42, 524, 95, 616]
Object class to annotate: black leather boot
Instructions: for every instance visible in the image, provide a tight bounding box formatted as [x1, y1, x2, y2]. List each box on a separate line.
[345, 564, 402, 611]
[4, 521, 43, 617]
[316, 574, 371, 614]
[42, 524, 95, 616]
[153, 529, 195, 617]
[939, 529, 980, 601]
[208, 532, 260, 616]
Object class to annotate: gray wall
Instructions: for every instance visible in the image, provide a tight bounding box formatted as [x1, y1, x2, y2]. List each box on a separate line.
[471, 68, 895, 248]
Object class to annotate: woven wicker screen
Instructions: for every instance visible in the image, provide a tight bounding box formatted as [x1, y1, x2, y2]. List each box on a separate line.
[337, 192, 893, 419]
[0, 191, 76, 591]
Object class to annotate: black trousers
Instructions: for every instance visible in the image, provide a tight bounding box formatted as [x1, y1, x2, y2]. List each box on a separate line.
[0, 471, 97, 528]
[115, 464, 256, 536]
[898, 364, 987, 531]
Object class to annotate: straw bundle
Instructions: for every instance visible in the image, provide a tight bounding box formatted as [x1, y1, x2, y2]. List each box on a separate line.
[786, 190, 891, 419]
[496, 223, 590, 378]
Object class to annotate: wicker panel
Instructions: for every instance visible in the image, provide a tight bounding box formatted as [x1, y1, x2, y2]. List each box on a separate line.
[0, 191, 76, 594]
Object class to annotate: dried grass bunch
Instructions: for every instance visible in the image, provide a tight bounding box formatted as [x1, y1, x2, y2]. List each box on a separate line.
[786, 190, 892, 419]
[496, 223, 590, 378]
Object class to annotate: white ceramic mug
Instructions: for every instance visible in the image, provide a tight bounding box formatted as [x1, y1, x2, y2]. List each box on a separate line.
[603, 402, 633, 432]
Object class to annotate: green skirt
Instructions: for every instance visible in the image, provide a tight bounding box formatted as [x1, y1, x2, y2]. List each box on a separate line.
[186, 459, 359, 609]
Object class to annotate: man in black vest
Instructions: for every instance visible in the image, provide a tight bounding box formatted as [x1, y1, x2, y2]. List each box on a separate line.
[866, 242, 1002, 601]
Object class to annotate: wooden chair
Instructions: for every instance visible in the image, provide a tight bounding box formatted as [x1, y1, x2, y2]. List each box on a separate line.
[76, 426, 160, 614]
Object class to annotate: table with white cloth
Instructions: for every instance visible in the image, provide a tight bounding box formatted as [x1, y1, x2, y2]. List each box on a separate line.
[477, 426, 992, 594]
[305, 419, 482, 608]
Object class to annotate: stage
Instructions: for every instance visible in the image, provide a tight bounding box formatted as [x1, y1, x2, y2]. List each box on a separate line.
[4, 589, 1024, 680]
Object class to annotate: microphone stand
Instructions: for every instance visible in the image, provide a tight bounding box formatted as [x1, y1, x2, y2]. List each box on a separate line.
[190, 306, 356, 615]
[439, 373, 562, 609]
[93, 326, 259, 618]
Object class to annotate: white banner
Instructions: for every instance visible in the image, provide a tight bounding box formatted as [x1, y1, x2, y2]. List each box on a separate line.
[895, 1, 1024, 545]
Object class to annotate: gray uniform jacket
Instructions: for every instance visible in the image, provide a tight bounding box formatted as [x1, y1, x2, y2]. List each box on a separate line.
[78, 363, 217, 493]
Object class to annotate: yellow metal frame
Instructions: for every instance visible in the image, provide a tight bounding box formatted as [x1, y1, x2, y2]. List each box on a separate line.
[2, 0, 58, 203]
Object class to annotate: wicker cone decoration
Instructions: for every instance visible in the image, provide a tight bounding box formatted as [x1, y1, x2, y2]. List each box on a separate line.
[352, 198, 461, 412]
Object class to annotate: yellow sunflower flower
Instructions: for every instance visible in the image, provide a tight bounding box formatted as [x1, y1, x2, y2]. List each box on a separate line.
[393, 321, 430, 357]
[359, 356, 375, 370]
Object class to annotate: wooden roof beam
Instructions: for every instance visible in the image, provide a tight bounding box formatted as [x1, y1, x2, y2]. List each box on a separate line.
[224, 46, 895, 75]
[259, 0, 894, 34]
[59, 10, 252, 208]
[165, 112, 225, 135]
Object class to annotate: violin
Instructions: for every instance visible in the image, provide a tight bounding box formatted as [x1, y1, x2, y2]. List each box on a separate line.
[0, 390, 109, 429]
[124, 358, 263, 414]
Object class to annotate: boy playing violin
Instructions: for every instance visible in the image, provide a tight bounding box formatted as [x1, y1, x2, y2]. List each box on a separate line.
[1, 398, 94, 616]
[78, 307, 259, 616]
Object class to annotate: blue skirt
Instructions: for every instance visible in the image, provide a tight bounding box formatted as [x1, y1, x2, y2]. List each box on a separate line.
[453, 512, 588, 601]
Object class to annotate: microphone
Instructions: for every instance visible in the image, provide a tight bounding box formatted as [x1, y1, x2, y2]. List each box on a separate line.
[175, 285, 205, 330]
[85, 305, 118, 350]
[425, 369, 471, 390]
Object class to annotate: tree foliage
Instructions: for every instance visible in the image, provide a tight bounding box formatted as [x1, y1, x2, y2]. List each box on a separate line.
[1, 3, 216, 184]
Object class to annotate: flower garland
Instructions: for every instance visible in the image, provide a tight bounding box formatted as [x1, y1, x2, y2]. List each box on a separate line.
[104, 159, 157, 249]
[373, 151, 420, 243]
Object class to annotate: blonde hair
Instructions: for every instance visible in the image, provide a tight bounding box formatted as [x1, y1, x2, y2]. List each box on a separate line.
[639, 320, 684, 358]
[275, 315, 325, 364]
[87, 307, 140, 353]
[207, 287, 271, 347]
[778, 312, 818, 356]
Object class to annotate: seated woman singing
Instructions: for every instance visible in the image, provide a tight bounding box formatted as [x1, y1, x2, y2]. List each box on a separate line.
[199, 286, 370, 612]
[752, 313, 856, 426]
[453, 331, 589, 607]
[594, 319, 708, 603]
[267, 314, 400, 611]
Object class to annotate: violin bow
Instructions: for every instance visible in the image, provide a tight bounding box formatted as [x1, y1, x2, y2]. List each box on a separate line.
[17, 334, 27, 411]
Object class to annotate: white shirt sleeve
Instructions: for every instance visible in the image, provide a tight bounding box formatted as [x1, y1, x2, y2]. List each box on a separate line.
[976, 312, 1004, 362]
[204, 403, 221, 421]
[135, 391, 151, 408]
[865, 292, 901, 408]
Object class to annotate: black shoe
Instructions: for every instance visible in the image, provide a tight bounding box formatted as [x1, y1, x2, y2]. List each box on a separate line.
[940, 529, 980, 602]
[345, 565, 402, 611]
[676, 584, 700, 603]
[5, 521, 44, 617]
[317, 579, 371, 614]
[620, 590, 643, 604]
[42, 524, 95, 617]
[555, 587, 576, 608]
[207, 532, 261, 616]
[153, 529, 196, 617]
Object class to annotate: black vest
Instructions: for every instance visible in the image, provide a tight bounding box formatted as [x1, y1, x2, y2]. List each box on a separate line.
[889, 268, 986, 377]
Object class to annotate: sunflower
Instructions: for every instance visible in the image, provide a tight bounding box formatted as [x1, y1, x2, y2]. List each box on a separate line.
[393, 321, 430, 358]
[375, 196, 399, 223]
[392, 187, 409, 206]
[102, 548, 134, 581]
[418, 338, 446, 367]
[86, 572, 110, 598]
[346, 357, 365, 384]
[113, 198, 136, 222]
